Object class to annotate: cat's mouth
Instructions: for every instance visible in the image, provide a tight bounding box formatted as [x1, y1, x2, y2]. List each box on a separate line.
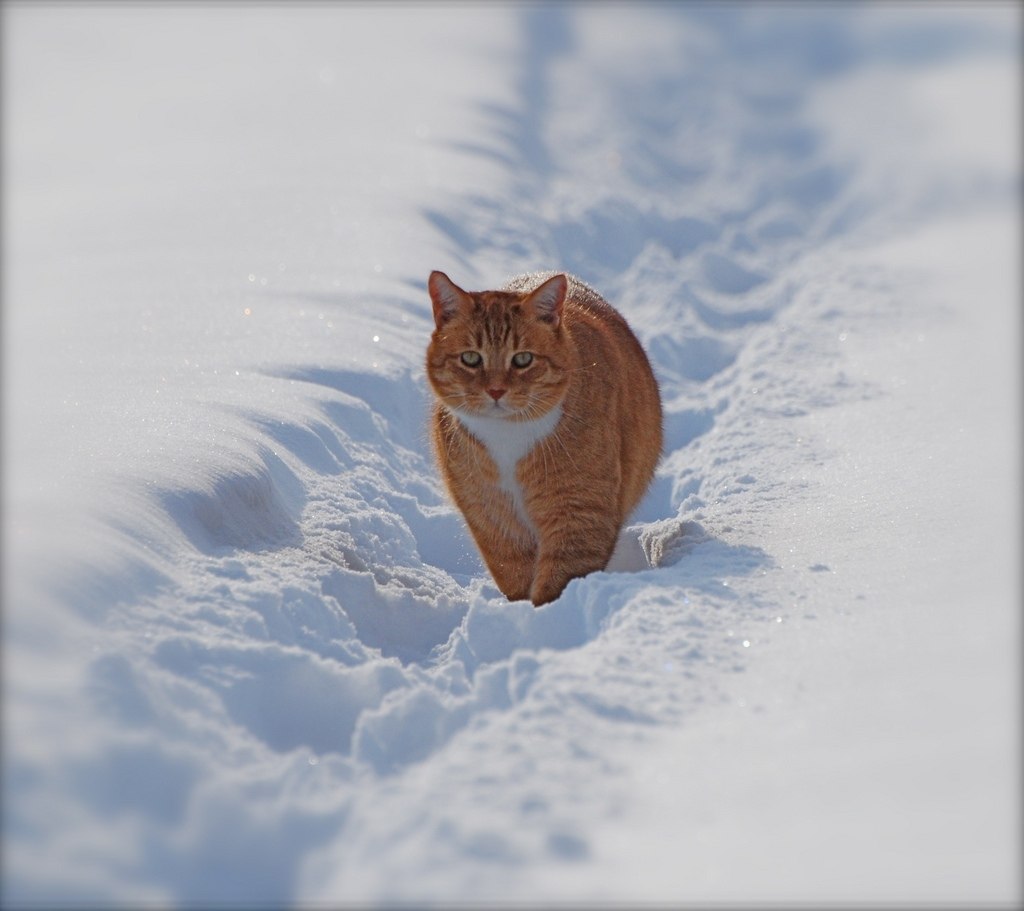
[454, 398, 519, 419]
[481, 399, 515, 416]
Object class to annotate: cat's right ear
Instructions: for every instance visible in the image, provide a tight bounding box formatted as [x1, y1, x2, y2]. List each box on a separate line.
[428, 271, 470, 329]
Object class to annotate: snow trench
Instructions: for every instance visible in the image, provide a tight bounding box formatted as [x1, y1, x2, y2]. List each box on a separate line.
[4, 4, 1018, 905]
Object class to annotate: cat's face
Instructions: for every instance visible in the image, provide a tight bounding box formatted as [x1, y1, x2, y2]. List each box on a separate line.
[426, 272, 571, 420]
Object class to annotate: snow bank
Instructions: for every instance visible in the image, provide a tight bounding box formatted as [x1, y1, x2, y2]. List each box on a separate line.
[3, 3, 1019, 906]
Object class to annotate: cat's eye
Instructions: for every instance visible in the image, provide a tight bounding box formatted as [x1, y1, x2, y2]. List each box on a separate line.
[511, 351, 534, 368]
[460, 351, 483, 368]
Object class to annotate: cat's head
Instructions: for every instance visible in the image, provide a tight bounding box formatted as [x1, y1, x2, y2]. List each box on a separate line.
[426, 271, 571, 420]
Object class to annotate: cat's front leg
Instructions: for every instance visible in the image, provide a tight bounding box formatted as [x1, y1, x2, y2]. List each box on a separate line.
[480, 543, 536, 602]
[528, 516, 620, 606]
[462, 504, 537, 602]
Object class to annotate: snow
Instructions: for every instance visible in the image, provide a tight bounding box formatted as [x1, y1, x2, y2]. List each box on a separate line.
[2, 2, 1020, 906]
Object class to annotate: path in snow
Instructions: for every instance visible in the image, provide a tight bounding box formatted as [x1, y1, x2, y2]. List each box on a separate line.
[3, 4, 1019, 906]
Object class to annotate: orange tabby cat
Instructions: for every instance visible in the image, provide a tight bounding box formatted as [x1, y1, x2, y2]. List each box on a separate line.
[426, 270, 662, 606]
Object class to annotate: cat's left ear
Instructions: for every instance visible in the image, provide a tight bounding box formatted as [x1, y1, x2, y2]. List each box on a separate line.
[527, 274, 567, 328]
[428, 271, 470, 328]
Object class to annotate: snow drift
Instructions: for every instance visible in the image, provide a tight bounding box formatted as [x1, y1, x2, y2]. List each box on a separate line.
[3, 3, 1019, 906]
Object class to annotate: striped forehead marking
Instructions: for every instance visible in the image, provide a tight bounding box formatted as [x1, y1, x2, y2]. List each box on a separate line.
[467, 294, 525, 349]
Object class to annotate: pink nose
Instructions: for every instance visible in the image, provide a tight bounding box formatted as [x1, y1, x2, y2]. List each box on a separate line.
[486, 387, 507, 401]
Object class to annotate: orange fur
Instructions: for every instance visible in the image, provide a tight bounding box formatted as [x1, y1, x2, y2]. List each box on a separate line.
[426, 270, 662, 605]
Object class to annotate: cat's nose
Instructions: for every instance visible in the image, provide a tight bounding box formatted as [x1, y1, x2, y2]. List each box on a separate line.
[486, 387, 507, 401]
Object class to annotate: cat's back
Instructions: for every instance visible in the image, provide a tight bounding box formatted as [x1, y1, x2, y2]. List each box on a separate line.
[503, 271, 652, 371]
[503, 271, 620, 323]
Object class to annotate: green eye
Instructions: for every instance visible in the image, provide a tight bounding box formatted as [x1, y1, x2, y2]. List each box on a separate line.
[460, 351, 483, 368]
[511, 351, 534, 368]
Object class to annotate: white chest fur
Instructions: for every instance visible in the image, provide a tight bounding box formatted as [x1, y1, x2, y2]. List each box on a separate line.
[454, 405, 563, 533]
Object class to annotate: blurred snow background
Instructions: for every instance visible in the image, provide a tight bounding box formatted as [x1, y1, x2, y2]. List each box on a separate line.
[2, 2, 1020, 906]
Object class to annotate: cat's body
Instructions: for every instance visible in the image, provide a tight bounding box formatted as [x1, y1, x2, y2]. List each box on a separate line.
[426, 270, 662, 605]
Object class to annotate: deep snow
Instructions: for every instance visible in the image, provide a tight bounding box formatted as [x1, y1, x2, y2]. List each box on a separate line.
[2, 3, 1020, 906]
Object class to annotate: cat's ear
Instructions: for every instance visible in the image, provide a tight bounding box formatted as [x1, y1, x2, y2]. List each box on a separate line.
[526, 274, 567, 327]
[428, 271, 470, 328]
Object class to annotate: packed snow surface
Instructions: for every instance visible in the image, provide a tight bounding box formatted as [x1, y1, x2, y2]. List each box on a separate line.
[3, 3, 1020, 905]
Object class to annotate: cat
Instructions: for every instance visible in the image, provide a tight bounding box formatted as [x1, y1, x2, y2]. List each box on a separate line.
[426, 270, 663, 606]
